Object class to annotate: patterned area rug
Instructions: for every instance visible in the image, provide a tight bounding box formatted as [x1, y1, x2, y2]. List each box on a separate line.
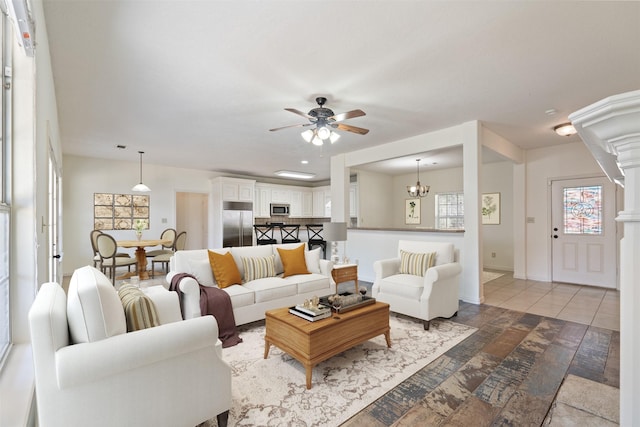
[202, 314, 476, 426]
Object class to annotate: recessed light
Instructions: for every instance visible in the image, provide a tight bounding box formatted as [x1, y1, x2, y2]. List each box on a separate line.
[274, 170, 316, 179]
[301, 160, 309, 164]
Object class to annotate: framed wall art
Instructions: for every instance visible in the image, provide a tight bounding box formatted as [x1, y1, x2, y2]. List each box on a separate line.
[405, 198, 421, 224]
[482, 192, 500, 225]
[94, 193, 150, 230]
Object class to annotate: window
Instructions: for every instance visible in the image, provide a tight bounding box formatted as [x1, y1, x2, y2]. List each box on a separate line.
[563, 185, 602, 235]
[0, 12, 10, 364]
[435, 192, 464, 229]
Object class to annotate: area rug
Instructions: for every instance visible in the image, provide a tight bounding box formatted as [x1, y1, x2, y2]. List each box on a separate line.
[482, 270, 504, 284]
[203, 314, 476, 426]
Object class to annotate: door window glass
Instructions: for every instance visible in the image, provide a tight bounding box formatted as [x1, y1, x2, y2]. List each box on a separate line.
[563, 185, 602, 234]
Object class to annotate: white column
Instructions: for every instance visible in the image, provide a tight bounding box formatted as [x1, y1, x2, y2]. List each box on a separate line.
[570, 90, 640, 426]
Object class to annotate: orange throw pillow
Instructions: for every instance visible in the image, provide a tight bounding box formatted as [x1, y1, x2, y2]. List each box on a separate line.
[208, 250, 242, 288]
[277, 244, 310, 278]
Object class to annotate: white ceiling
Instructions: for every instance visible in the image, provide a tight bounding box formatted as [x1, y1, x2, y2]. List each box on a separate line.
[42, 1, 640, 182]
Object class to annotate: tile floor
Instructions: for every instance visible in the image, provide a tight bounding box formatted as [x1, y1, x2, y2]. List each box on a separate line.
[482, 271, 620, 331]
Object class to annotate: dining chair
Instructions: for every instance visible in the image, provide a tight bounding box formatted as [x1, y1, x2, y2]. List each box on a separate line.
[96, 233, 138, 284]
[90, 229, 130, 269]
[254, 224, 278, 245]
[145, 228, 177, 258]
[152, 231, 186, 277]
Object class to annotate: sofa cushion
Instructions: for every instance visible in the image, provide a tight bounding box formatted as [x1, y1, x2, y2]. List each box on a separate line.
[397, 241, 454, 266]
[241, 254, 276, 282]
[289, 273, 332, 294]
[208, 250, 242, 288]
[118, 284, 160, 332]
[222, 284, 255, 309]
[243, 277, 297, 303]
[304, 248, 321, 274]
[379, 274, 425, 299]
[230, 245, 273, 279]
[399, 250, 435, 277]
[67, 266, 127, 343]
[277, 244, 310, 278]
[188, 258, 216, 287]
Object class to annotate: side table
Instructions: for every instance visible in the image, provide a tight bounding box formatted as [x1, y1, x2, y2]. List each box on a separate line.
[331, 263, 359, 295]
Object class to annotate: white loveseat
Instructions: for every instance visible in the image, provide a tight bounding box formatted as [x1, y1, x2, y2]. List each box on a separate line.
[29, 266, 231, 427]
[166, 243, 336, 325]
[372, 240, 461, 330]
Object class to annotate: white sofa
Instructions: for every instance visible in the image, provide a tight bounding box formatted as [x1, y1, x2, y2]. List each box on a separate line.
[166, 243, 336, 325]
[372, 240, 461, 330]
[29, 266, 231, 427]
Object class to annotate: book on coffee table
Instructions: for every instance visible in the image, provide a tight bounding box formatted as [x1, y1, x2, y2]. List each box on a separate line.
[289, 306, 332, 322]
[294, 304, 331, 317]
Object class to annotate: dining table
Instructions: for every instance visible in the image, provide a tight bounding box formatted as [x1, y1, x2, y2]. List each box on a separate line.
[116, 238, 173, 280]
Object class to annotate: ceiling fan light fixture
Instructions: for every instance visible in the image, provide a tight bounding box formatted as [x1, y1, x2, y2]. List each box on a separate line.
[407, 159, 429, 198]
[132, 151, 151, 192]
[317, 126, 331, 140]
[554, 122, 577, 137]
[329, 131, 340, 144]
[301, 129, 314, 143]
[311, 135, 324, 146]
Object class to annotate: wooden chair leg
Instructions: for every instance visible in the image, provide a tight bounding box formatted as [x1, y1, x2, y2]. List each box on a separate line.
[423, 320, 430, 330]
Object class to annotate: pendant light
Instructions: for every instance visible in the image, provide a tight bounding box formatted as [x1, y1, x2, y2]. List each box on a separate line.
[132, 151, 151, 192]
[407, 159, 429, 197]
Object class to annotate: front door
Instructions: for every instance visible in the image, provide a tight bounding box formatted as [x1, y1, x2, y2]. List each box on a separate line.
[551, 177, 617, 288]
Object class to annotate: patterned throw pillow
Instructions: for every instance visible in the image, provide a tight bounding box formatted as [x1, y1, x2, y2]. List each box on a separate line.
[118, 284, 160, 332]
[399, 250, 436, 277]
[208, 250, 242, 288]
[242, 255, 276, 282]
[277, 244, 310, 278]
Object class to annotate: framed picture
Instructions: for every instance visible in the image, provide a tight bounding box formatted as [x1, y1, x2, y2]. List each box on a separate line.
[405, 198, 421, 224]
[482, 193, 500, 225]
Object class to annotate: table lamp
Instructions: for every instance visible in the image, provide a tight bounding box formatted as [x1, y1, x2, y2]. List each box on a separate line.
[323, 222, 347, 264]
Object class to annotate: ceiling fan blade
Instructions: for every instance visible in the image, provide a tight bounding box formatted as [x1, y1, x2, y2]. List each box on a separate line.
[336, 123, 370, 135]
[285, 108, 313, 119]
[269, 123, 313, 132]
[330, 109, 366, 122]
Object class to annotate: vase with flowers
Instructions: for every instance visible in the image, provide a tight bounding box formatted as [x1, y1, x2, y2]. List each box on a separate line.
[133, 219, 147, 241]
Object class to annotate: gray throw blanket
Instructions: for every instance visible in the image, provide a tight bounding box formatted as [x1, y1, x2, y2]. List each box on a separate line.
[169, 273, 242, 348]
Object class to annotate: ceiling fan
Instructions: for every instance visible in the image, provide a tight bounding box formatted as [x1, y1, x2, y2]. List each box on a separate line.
[269, 97, 369, 145]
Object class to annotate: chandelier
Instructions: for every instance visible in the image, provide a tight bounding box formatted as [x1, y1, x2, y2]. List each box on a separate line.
[407, 159, 429, 197]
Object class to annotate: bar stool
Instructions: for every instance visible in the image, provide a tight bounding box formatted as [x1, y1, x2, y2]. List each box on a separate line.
[254, 224, 278, 245]
[306, 224, 327, 257]
[280, 224, 301, 244]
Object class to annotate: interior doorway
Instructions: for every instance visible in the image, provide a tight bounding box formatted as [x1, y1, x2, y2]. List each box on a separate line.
[176, 192, 208, 250]
[551, 176, 618, 288]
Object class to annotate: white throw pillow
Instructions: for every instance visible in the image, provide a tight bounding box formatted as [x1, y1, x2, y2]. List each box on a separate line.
[304, 248, 321, 274]
[188, 258, 215, 287]
[67, 265, 127, 343]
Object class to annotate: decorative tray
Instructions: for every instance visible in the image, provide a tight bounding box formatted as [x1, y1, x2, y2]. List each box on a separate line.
[319, 293, 376, 314]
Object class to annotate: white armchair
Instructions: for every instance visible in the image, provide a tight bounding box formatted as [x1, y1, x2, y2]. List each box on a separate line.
[372, 240, 461, 330]
[29, 266, 231, 427]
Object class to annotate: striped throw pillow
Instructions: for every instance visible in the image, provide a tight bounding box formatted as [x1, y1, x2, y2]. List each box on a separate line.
[399, 250, 436, 277]
[242, 255, 276, 282]
[118, 284, 160, 332]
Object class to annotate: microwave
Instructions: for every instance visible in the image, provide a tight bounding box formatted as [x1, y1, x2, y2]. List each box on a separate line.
[270, 203, 290, 216]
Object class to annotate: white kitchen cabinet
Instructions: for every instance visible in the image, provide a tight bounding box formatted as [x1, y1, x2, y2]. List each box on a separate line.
[350, 183, 358, 218]
[312, 189, 325, 217]
[289, 190, 302, 217]
[270, 189, 290, 203]
[302, 191, 313, 217]
[254, 184, 271, 218]
[216, 177, 255, 202]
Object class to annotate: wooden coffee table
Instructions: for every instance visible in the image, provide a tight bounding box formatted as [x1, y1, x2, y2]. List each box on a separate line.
[264, 301, 391, 389]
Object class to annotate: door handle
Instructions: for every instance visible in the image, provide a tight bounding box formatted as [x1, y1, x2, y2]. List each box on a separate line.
[52, 254, 61, 259]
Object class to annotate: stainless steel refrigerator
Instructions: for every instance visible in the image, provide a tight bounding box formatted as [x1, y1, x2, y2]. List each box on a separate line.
[222, 201, 253, 247]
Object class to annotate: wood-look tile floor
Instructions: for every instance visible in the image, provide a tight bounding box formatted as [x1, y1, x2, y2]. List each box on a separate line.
[342, 274, 620, 426]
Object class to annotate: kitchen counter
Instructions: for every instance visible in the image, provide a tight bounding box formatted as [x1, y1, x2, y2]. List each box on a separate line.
[350, 227, 464, 233]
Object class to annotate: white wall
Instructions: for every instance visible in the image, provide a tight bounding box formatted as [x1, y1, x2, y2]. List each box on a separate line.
[482, 161, 514, 271]
[524, 141, 606, 281]
[62, 155, 221, 275]
[354, 169, 393, 227]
